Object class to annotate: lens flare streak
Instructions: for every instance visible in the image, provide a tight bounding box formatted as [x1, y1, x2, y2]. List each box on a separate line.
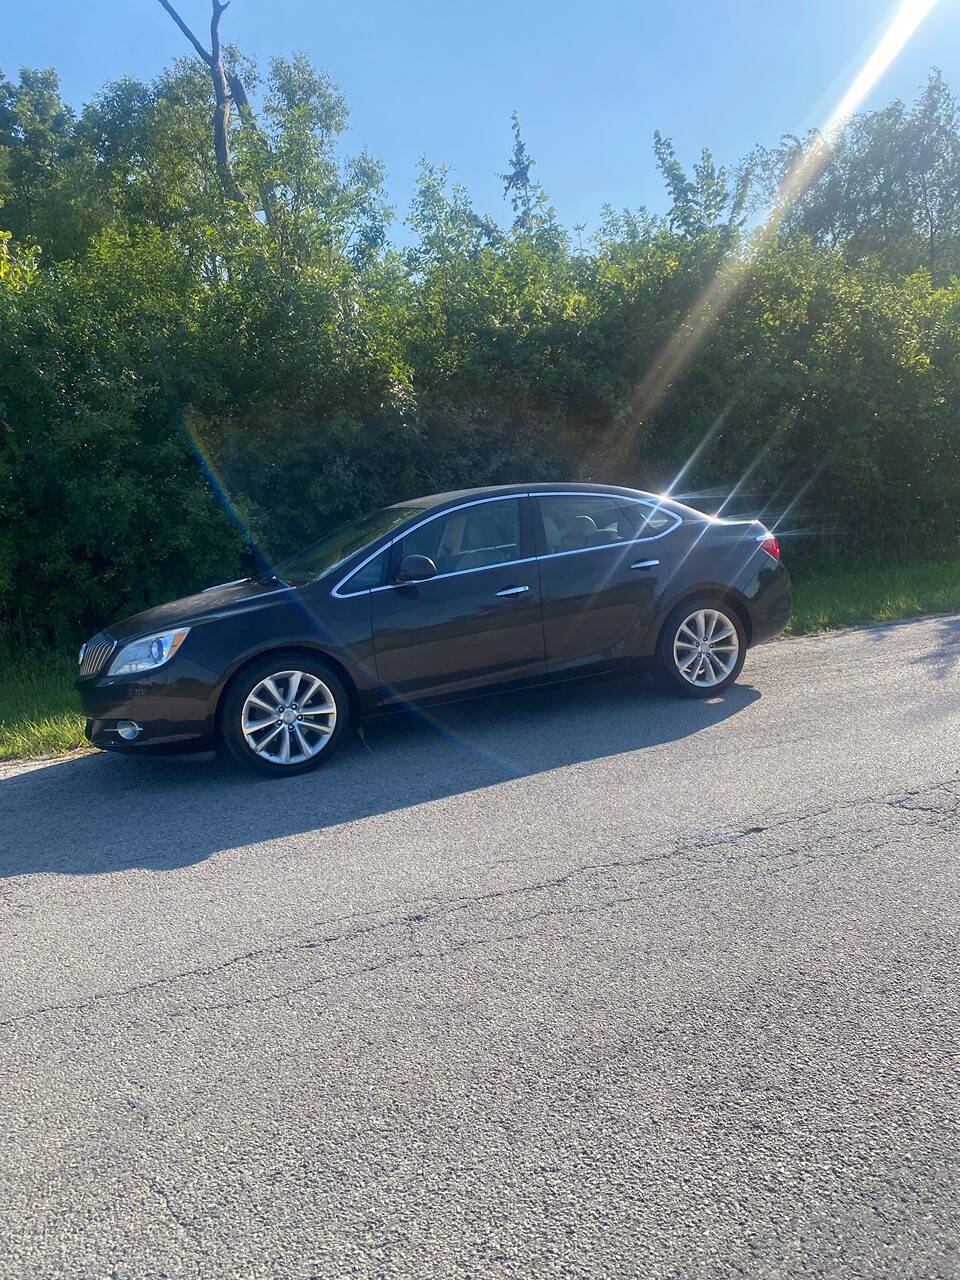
[610, 0, 939, 475]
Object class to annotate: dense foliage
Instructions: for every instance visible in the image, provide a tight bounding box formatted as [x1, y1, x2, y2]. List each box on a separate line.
[1, 42, 959, 648]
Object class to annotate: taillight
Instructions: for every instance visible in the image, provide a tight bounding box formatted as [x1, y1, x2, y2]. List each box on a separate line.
[758, 533, 781, 561]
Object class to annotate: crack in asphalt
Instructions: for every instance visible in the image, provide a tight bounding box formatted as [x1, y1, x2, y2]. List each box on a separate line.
[133, 1172, 201, 1249]
[2, 777, 958, 1033]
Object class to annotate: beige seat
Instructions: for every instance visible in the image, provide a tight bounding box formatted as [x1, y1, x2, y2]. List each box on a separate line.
[456, 548, 507, 571]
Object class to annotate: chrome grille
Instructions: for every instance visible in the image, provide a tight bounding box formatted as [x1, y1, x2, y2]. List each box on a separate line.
[79, 634, 116, 677]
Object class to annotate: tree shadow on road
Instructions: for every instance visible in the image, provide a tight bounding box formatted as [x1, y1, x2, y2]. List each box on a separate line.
[910, 615, 960, 679]
[0, 674, 760, 879]
[862, 611, 960, 668]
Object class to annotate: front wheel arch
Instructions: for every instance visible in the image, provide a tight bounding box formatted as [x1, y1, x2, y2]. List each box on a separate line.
[214, 645, 359, 745]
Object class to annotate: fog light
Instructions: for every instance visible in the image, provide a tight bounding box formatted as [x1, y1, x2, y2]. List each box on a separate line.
[117, 720, 142, 741]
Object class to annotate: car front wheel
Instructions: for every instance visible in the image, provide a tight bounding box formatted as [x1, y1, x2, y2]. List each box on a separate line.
[656, 599, 747, 697]
[221, 653, 349, 775]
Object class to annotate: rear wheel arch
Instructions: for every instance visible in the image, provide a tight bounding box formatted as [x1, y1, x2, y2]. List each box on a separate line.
[656, 585, 752, 650]
[654, 591, 748, 696]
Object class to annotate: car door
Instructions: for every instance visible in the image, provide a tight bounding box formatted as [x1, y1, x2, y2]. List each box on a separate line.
[371, 495, 547, 703]
[533, 492, 677, 673]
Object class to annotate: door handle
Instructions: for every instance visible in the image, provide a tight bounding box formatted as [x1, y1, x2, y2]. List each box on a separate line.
[496, 585, 530, 597]
[630, 559, 660, 570]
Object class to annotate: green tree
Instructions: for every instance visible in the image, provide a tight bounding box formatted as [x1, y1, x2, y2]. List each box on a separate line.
[1, 30, 959, 651]
[748, 70, 960, 283]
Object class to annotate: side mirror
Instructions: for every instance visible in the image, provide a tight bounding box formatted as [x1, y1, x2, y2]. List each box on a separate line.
[395, 554, 438, 583]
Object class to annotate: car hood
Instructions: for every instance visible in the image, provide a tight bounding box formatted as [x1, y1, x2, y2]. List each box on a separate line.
[104, 578, 292, 643]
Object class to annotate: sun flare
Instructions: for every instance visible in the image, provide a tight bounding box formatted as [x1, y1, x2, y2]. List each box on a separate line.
[611, 0, 940, 485]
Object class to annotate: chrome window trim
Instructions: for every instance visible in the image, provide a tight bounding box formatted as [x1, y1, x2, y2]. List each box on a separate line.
[330, 489, 683, 598]
[330, 545, 393, 599]
[536, 531, 676, 562]
[366, 556, 539, 594]
[331, 493, 527, 598]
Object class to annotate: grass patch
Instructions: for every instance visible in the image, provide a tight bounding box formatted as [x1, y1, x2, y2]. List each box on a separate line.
[788, 559, 960, 635]
[1, 559, 958, 761]
[0, 657, 87, 762]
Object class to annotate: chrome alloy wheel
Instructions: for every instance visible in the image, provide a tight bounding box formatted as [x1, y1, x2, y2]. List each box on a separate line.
[240, 670, 338, 765]
[672, 608, 740, 688]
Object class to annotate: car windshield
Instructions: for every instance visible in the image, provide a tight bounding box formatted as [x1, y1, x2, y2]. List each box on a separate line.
[273, 506, 423, 587]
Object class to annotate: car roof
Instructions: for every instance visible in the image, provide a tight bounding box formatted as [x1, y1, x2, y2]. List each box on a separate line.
[392, 482, 670, 510]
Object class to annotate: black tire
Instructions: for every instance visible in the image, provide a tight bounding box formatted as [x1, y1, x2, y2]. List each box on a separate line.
[656, 596, 747, 698]
[220, 652, 350, 776]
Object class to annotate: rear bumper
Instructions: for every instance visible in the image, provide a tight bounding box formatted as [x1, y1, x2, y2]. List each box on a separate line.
[748, 560, 792, 645]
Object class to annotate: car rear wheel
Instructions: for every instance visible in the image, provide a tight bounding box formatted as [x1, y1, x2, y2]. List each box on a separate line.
[656, 598, 746, 697]
[221, 654, 349, 776]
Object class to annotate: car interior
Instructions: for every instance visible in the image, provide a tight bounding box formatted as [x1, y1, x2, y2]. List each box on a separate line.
[539, 498, 637, 554]
[402, 503, 522, 574]
[398, 494, 676, 575]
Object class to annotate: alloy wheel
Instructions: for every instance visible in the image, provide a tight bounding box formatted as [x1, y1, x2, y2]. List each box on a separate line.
[672, 608, 740, 688]
[240, 669, 338, 765]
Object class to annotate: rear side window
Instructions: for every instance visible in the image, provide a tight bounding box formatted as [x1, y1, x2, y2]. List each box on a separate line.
[620, 499, 679, 537]
[536, 494, 679, 554]
[537, 495, 636, 554]
[400, 500, 522, 575]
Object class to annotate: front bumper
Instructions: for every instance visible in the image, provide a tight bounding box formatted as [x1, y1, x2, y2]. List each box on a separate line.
[84, 717, 211, 755]
[77, 663, 217, 755]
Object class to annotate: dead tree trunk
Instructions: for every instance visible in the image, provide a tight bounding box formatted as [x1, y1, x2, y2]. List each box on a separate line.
[226, 69, 278, 226]
[156, 0, 273, 223]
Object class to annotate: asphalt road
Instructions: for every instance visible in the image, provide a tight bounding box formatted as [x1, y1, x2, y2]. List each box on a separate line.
[2, 614, 959, 1279]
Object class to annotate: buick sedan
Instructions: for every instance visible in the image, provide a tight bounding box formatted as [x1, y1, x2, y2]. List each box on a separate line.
[76, 483, 791, 776]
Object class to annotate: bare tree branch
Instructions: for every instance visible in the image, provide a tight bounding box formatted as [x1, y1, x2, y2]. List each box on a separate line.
[207, 2, 244, 204]
[209, 0, 229, 66]
[156, 0, 212, 65]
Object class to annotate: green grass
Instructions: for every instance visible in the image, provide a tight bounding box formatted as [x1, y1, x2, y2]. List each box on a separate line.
[787, 559, 960, 635]
[0, 657, 87, 762]
[1, 558, 959, 762]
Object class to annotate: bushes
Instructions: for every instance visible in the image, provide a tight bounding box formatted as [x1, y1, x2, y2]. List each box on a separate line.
[1, 61, 959, 649]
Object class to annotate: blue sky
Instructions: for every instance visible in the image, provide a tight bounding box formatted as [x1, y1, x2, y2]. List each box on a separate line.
[6, 1, 959, 235]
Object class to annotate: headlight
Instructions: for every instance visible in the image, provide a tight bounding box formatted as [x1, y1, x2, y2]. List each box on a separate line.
[107, 628, 190, 676]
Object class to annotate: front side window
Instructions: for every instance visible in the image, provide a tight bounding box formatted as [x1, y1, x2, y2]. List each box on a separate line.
[342, 548, 389, 593]
[400, 499, 522, 575]
[537, 494, 678, 554]
[275, 506, 423, 587]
